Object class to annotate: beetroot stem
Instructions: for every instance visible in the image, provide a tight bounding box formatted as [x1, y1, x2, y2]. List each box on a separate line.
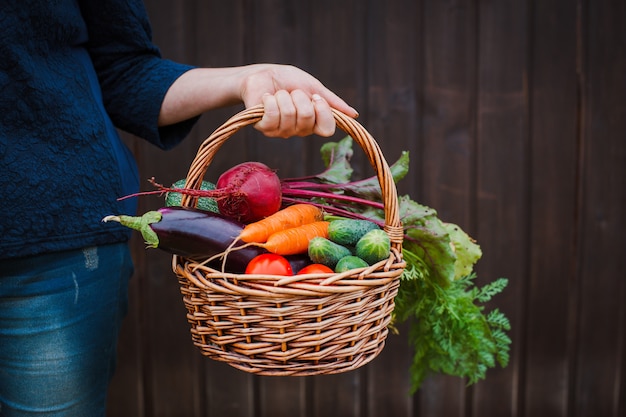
[281, 188, 385, 209]
[281, 181, 342, 190]
[117, 179, 234, 202]
[117, 189, 166, 201]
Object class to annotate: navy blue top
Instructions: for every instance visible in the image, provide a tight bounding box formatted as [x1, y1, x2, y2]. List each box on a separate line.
[0, 0, 198, 259]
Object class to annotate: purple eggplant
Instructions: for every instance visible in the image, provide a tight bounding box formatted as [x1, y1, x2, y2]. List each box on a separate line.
[102, 207, 313, 274]
[285, 253, 313, 274]
[103, 207, 266, 273]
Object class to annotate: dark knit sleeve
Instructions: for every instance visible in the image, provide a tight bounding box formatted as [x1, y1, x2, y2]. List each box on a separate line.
[78, 0, 198, 149]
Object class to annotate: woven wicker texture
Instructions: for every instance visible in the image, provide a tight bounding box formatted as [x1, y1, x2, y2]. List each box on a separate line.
[173, 105, 406, 376]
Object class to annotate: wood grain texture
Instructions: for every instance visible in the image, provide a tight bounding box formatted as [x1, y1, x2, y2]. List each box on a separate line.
[106, 0, 626, 416]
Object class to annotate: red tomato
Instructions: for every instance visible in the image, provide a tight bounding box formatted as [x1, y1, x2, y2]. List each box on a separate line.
[297, 263, 334, 275]
[245, 254, 293, 276]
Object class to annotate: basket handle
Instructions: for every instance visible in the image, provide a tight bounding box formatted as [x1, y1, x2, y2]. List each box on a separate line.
[180, 104, 404, 250]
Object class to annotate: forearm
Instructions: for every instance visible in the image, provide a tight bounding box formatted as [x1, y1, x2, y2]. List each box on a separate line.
[158, 66, 247, 126]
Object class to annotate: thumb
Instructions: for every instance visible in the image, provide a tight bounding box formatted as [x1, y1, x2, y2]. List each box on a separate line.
[240, 73, 278, 109]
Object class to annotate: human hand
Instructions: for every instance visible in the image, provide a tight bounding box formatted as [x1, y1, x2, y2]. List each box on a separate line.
[239, 64, 359, 138]
[158, 64, 358, 137]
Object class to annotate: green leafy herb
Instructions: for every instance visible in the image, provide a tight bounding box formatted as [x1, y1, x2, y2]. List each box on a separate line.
[281, 137, 512, 391]
[394, 249, 511, 392]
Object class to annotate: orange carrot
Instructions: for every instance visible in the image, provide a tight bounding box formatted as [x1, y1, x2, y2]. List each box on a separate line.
[239, 203, 324, 243]
[260, 221, 330, 255]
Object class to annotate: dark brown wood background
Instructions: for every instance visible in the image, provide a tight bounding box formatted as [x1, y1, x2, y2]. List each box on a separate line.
[106, 0, 625, 416]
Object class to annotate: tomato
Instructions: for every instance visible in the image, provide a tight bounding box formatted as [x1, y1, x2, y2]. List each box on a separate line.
[296, 263, 334, 275]
[245, 254, 293, 276]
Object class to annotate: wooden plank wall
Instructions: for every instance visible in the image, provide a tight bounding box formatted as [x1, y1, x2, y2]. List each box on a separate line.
[106, 0, 626, 416]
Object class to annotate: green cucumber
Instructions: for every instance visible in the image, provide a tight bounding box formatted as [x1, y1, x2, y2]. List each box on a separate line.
[328, 219, 379, 246]
[308, 237, 352, 268]
[355, 229, 391, 265]
[165, 179, 219, 213]
[335, 255, 369, 273]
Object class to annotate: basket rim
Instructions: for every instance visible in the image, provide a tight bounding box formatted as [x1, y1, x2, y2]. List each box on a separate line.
[174, 250, 406, 299]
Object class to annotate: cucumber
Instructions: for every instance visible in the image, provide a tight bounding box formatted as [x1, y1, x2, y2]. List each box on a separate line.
[355, 229, 391, 265]
[165, 179, 219, 213]
[308, 237, 352, 268]
[328, 219, 379, 246]
[335, 255, 369, 273]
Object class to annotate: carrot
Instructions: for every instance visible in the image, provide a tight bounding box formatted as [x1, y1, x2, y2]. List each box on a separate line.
[239, 203, 324, 243]
[259, 221, 330, 255]
[216, 213, 328, 271]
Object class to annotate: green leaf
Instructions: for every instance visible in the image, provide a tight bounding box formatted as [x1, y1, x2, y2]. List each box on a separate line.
[377, 196, 455, 287]
[318, 136, 354, 184]
[487, 307, 512, 330]
[398, 195, 438, 223]
[394, 268, 512, 393]
[340, 150, 411, 200]
[443, 222, 482, 280]
[475, 277, 509, 303]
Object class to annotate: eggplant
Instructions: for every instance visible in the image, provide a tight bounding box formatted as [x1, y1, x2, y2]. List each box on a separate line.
[285, 253, 313, 274]
[103, 207, 265, 273]
[102, 207, 312, 274]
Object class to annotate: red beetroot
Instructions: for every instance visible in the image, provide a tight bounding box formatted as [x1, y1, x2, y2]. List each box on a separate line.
[120, 161, 282, 224]
[216, 161, 282, 223]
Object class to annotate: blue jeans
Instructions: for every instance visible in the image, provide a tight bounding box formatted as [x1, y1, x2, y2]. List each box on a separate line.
[0, 243, 133, 416]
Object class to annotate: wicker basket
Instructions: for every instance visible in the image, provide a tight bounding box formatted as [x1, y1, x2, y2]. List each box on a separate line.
[173, 104, 406, 376]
